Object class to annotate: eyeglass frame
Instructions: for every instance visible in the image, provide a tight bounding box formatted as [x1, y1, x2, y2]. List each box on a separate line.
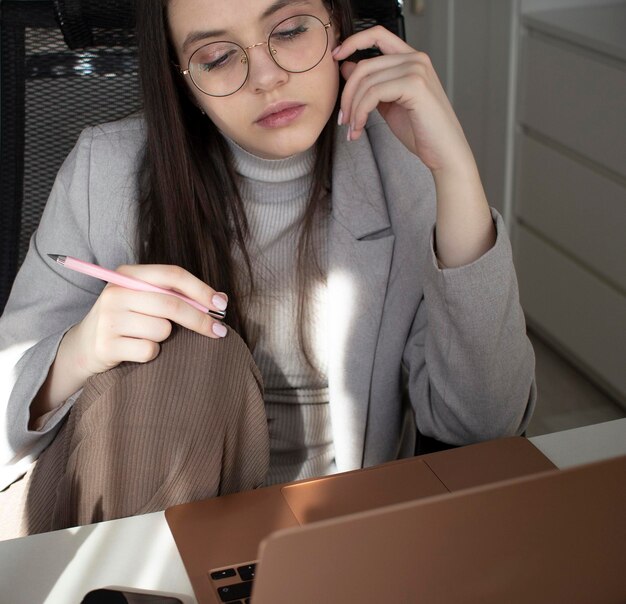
[178, 14, 333, 98]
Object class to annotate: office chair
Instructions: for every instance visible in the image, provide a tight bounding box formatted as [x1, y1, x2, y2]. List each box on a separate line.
[0, 0, 404, 314]
[352, 0, 405, 40]
[0, 0, 138, 313]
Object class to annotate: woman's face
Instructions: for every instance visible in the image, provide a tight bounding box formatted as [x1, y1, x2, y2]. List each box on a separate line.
[168, 0, 341, 159]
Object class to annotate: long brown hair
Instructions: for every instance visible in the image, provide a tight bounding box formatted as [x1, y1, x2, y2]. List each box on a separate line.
[135, 0, 354, 355]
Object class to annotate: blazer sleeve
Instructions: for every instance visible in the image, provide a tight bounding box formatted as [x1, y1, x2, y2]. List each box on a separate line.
[403, 209, 537, 445]
[0, 127, 104, 489]
[365, 113, 536, 446]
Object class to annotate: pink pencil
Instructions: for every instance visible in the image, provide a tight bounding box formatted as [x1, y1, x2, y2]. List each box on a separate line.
[48, 254, 226, 321]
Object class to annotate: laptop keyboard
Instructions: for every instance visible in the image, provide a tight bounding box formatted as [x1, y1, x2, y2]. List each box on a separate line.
[210, 561, 257, 603]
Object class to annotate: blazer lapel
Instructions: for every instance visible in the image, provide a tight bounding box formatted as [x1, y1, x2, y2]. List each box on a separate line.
[327, 128, 395, 471]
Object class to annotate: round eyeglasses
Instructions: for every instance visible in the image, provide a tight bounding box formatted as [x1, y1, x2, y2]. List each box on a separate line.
[180, 14, 332, 97]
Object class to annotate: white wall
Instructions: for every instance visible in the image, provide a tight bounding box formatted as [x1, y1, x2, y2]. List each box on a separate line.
[403, 0, 514, 216]
[403, 0, 452, 87]
[521, 0, 616, 12]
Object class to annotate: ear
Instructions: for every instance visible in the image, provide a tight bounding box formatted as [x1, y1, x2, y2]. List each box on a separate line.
[174, 67, 206, 114]
[325, 0, 342, 42]
[334, 25, 341, 43]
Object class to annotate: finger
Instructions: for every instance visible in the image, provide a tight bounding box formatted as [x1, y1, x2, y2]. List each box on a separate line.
[347, 67, 424, 149]
[350, 65, 428, 121]
[339, 54, 423, 124]
[109, 286, 227, 339]
[341, 52, 425, 93]
[339, 60, 357, 82]
[115, 264, 228, 316]
[113, 337, 162, 365]
[332, 25, 413, 62]
[108, 312, 173, 343]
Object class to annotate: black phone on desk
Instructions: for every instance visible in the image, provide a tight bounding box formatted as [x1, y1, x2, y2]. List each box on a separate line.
[81, 588, 183, 603]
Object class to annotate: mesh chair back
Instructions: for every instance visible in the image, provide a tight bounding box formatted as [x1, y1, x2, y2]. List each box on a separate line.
[0, 0, 138, 312]
[0, 0, 404, 313]
[352, 0, 405, 39]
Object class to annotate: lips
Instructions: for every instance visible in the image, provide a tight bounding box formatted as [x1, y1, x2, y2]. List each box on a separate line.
[255, 102, 305, 128]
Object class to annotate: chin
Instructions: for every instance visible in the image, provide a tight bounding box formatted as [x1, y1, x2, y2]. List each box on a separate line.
[250, 123, 324, 160]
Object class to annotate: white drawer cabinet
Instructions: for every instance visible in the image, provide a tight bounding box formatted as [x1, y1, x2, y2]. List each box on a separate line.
[520, 33, 626, 179]
[517, 134, 626, 291]
[515, 224, 626, 397]
[514, 3, 626, 405]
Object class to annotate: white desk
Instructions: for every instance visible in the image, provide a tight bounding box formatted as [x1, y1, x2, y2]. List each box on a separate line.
[1, 418, 625, 604]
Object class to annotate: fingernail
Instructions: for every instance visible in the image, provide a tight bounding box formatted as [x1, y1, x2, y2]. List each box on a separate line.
[337, 109, 343, 126]
[212, 322, 228, 338]
[332, 44, 342, 57]
[347, 125, 352, 141]
[212, 293, 228, 310]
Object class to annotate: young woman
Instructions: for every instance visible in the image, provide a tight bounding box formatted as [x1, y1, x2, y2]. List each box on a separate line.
[0, 0, 536, 538]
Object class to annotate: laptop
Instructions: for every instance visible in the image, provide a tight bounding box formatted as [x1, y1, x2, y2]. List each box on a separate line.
[165, 436, 566, 603]
[251, 454, 626, 603]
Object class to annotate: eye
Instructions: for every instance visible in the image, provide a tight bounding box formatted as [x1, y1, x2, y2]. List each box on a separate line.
[195, 46, 238, 72]
[271, 15, 310, 42]
[271, 24, 308, 42]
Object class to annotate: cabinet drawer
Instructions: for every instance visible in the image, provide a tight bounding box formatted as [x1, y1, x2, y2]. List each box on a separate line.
[516, 133, 626, 291]
[514, 224, 626, 402]
[520, 32, 626, 179]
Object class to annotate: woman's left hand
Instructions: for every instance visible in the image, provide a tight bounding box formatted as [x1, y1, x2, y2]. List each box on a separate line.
[334, 26, 497, 269]
[333, 26, 473, 175]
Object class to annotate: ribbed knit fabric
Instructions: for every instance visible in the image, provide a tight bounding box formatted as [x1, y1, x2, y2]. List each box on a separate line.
[0, 142, 338, 540]
[227, 139, 336, 486]
[0, 328, 269, 539]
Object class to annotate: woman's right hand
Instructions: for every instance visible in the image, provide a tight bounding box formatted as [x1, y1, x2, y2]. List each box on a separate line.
[72, 264, 229, 376]
[31, 264, 228, 422]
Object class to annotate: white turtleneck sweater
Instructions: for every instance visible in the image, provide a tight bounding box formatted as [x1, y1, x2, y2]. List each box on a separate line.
[226, 139, 336, 486]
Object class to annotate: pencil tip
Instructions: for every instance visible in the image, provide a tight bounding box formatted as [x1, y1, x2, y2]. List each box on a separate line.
[47, 254, 64, 264]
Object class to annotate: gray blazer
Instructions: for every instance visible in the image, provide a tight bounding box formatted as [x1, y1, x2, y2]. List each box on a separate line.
[0, 113, 536, 489]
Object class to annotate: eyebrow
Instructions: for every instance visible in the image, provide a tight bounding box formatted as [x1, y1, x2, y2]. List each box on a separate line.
[181, 0, 313, 53]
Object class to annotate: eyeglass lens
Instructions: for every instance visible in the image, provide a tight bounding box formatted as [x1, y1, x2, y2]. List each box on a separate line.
[187, 14, 329, 97]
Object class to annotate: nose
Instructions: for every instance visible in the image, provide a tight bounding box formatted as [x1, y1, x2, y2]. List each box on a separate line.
[245, 42, 288, 93]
